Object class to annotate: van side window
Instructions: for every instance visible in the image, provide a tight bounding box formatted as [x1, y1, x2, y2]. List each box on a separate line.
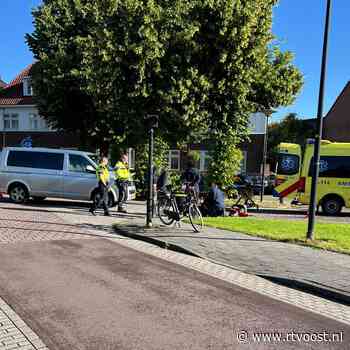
[7, 151, 64, 170]
[309, 156, 350, 178]
[69, 154, 92, 173]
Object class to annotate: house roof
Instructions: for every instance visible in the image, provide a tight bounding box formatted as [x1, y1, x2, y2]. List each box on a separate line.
[0, 64, 35, 106]
[324, 81, 350, 119]
[0, 79, 6, 88]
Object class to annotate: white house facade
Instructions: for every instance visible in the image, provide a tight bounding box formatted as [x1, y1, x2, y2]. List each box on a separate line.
[0, 64, 77, 149]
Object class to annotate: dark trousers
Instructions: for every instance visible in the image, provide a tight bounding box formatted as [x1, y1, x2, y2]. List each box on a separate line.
[209, 207, 225, 217]
[117, 180, 128, 210]
[91, 181, 109, 214]
[200, 204, 225, 217]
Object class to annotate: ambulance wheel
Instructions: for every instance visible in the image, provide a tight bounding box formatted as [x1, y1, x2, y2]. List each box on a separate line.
[321, 196, 343, 216]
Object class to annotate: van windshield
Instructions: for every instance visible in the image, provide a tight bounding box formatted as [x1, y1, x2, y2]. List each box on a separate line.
[277, 154, 300, 175]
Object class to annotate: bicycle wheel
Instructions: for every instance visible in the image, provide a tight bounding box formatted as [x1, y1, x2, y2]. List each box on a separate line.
[158, 197, 176, 226]
[188, 203, 204, 232]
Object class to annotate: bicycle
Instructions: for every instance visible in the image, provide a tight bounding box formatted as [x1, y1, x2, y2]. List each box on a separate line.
[232, 183, 259, 210]
[157, 184, 204, 232]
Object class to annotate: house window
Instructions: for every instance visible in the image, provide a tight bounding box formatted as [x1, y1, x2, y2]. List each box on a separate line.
[23, 77, 33, 96]
[29, 114, 39, 130]
[169, 150, 180, 170]
[29, 114, 48, 131]
[200, 151, 211, 172]
[128, 148, 135, 169]
[27, 80, 33, 96]
[240, 151, 247, 175]
[40, 118, 48, 130]
[4, 114, 19, 130]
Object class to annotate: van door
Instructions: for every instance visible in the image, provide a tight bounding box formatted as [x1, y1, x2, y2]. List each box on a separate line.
[63, 154, 97, 200]
[6, 150, 64, 197]
[274, 144, 302, 199]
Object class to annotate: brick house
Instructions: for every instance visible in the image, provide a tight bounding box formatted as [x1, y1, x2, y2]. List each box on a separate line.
[323, 81, 350, 142]
[0, 64, 78, 150]
[167, 113, 267, 176]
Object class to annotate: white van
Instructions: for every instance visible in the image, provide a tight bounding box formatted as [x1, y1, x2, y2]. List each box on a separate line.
[0, 147, 121, 205]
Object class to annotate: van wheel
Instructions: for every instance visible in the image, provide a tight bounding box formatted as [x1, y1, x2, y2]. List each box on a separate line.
[321, 196, 343, 216]
[9, 184, 29, 204]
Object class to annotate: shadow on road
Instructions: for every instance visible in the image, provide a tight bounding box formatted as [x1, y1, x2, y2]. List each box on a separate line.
[0, 217, 78, 227]
[0, 199, 146, 219]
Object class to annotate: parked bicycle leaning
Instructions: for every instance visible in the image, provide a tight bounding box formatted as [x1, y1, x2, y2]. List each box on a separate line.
[157, 181, 204, 233]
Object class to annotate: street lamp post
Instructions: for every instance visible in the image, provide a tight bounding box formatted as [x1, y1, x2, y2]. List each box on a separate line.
[145, 115, 158, 228]
[260, 113, 269, 202]
[307, 0, 332, 240]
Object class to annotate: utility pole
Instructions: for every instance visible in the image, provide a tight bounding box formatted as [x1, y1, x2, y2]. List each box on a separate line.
[307, 0, 332, 240]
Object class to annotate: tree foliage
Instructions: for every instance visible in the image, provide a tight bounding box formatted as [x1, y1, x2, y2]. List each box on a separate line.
[250, 49, 303, 113]
[134, 136, 170, 195]
[27, 0, 303, 151]
[207, 136, 242, 188]
[268, 113, 316, 164]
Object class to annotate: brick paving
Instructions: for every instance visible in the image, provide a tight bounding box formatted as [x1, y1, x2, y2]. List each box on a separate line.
[0, 297, 47, 350]
[0, 205, 94, 244]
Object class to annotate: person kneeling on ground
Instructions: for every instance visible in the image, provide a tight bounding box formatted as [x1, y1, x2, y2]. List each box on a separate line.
[201, 182, 225, 217]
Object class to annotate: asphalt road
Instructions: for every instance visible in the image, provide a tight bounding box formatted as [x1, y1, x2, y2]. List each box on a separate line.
[0, 236, 348, 350]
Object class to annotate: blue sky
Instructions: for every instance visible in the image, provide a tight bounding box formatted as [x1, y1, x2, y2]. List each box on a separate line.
[0, 0, 349, 122]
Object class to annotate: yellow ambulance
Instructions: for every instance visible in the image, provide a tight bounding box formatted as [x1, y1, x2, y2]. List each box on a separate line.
[274, 139, 350, 215]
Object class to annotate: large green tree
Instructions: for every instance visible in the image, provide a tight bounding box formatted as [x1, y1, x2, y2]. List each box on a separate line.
[27, 0, 303, 153]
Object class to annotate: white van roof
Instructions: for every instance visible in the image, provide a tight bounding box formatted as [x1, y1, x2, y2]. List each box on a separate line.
[3, 147, 91, 155]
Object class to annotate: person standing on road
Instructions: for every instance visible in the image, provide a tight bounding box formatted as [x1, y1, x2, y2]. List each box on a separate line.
[114, 153, 130, 213]
[89, 157, 111, 216]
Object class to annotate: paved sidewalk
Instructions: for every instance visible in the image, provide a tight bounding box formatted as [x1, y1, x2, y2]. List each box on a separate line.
[114, 218, 350, 305]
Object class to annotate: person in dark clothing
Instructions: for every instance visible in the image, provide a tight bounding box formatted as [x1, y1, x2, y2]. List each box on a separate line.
[157, 168, 169, 192]
[181, 159, 200, 196]
[202, 182, 225, 217]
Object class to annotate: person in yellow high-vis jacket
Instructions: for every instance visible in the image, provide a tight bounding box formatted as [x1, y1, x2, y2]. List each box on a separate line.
[114, 153, 130, 213]
[89, 157, 110, 216]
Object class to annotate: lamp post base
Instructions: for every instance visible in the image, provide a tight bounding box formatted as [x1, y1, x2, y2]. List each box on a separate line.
[145, 222, 153, 229]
